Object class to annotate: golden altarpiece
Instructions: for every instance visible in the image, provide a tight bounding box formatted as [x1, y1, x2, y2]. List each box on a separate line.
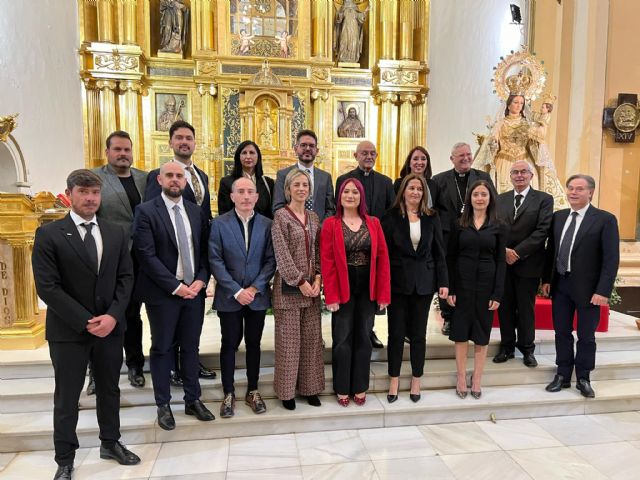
[77, 0, 431, 195]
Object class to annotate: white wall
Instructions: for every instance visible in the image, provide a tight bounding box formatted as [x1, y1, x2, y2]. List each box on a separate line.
[0, 0, 83, 194]
[427, 0, 527, 174]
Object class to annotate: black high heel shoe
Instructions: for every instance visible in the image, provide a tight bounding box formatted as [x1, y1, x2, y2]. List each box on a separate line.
[469, 375, 482, 399]
[456, 375, 468, 399]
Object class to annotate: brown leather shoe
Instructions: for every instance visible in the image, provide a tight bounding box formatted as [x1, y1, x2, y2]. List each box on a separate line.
[220, 392, 235, 418]
[245, 390, 267, 414]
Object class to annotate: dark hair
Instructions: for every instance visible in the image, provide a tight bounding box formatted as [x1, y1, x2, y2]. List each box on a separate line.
[105, 130, 132, 149]
[504, 94, 526, 118]
[459, 180, 498, 228]
[391, 173, 434, 217]
[232, 140, 265, 179]
[566, 174, 595, 190]
[296, 129, 317, 145]
[66, 169, 103, 190]
[169, 120, 195, 139]
[335, 178, 368, 219]
[399, 146, 432, 180]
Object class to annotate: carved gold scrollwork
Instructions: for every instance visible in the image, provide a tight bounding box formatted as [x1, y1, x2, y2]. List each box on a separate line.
[0, 114, 19, 143]
[95, 53, 139, 72]
[399, 93, 417, 104]
[198, 60, 220, 76]
[311, 67, 330, 82]
[95, 79, 118, 91]
[118, 80, 142, 94]
[375, 92, 398, 105]
[380, 69, 418, 85]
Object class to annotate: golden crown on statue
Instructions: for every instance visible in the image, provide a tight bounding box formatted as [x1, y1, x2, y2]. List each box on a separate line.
[506, 69, 533, 96]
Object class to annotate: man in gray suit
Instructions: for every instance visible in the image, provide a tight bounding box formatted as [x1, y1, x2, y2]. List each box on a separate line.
[209, 177, 276, 418]
[92, 130, 148, 389]
[272, 129, 335, 220]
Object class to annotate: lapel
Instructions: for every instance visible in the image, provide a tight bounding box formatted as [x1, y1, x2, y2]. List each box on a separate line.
[60, 214, 98, 275]
[397, 212, 416, 256]
[447, 170, 460, 211]
[554, 209, 570, 248]
[227, 211, 248, 258]
[247, 214, 264, 259]
[514, 189, 535, 222]
[154, 196, 178, 250]
[572, 205, 597, 251]
[184, 201, 201, 261]
[97, 221, 115, 277]
[311, 166, 321, 200]
[103, 165, 133, 216]
[416, 215, 431, 255]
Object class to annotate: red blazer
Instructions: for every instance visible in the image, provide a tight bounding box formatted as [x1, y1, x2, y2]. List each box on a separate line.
[320, 215, 391, 306]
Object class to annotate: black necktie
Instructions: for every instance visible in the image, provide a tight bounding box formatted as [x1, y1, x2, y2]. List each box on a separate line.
[82, 222, 98, 273]
[304, 168, 314, 211]
[556, 212, 578, 274]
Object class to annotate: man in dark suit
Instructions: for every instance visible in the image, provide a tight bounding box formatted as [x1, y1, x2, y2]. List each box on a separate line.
[92, 130, 148, 390]
[432, 142, 493, 336]
[272, 129, 335, 220]
[542, 174, 619, 398]
[494, 160, 553, 367]
[209, 177, 276, 418]
[335, 140, 395, 348]
[144, 120, 216, 385]
[133, 162, 215, 430]
[32, 170, 140, 480]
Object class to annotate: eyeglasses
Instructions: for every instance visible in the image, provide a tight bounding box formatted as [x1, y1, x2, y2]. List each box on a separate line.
[297, 143, 317, 150]
[358, 151, 377, 157]
[510, 169, 531, 176]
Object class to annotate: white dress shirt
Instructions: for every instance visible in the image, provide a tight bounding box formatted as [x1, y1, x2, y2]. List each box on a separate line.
[513, 186, 530, 216]
[161, 192, 195, 284]
[70, 210, 103, 270]
[558, 203, 591, 272]
[409, 219, 421, 251]
[172, 159, 206, 205]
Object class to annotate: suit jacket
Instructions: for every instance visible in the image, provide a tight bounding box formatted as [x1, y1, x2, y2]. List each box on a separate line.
[497, 188, 553, 278]
[381, 208, 448, 295]
[145, 163, 212, 221]
[32, 215, 133, 342]
[320, 215, 391, 305]
[272, 164, 336, 220]
[432, 168, 493, 234]
[218, 174, 275, 219]
[336, 168, 395, 219]
[543, 205, 620, 306]
[209, 210, 276, 312]
[132, 196, 210, 305]
[92, 164, 147, 238]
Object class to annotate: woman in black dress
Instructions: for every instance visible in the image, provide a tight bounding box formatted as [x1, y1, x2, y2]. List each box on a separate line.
[393, 146, 438, 208]
[218, 140, 275, 218]
[382, 174, 448, 403]
[447, 180, 506, 399]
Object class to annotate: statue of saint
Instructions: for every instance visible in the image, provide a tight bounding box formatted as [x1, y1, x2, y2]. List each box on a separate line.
[337, 106, 365, 138]
[159, 0, 190, 55]
[158, 95, 184, 131]
[333, 0, 369, 64]
[259, 101, 277, 150]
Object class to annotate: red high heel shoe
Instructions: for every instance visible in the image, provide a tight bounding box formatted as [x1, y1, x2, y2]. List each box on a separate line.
[337, 395, 350, 407]
[353, 393, 366, 406]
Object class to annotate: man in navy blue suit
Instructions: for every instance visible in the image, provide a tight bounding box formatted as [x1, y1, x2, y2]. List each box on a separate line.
[133, 162, 214, 430]
[542, 174, 619, 398]
[209, 177, 276, 418]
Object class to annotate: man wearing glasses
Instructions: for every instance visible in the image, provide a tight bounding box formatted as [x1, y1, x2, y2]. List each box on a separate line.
[273, 129, 336, 220]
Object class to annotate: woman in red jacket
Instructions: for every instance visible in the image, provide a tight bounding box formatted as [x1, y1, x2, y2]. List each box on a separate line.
[320, 178, 391, 406]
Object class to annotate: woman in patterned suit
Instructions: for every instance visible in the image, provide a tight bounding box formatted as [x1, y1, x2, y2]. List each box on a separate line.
[271, 169, 325, 410]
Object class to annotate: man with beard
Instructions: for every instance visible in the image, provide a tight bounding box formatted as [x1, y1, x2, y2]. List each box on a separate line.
[133, 162, 214, 430]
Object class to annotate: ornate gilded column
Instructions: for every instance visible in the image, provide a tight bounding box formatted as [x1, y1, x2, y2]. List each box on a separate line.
[199, 0, 214, 51]
[83, 79, 104, 168]
[97, 79, 118, 159]
[119, 80, 143, 169]
[278, 107, 294, 151]
[197, 83, 218, 186]
[411, 94, 427, 148]
[121, 0, 138, 45]
[96, 0, 116, 43]
[399, 0, 414, 60]
[311, 0, 330, 58]
[398, 93, 417, 168]
[380, 0, 398, 60]
[311, 88, 329, 146]
[414, 0, 430, 63]
[240, 105, 256, 146]
[375, 92, 398, 179]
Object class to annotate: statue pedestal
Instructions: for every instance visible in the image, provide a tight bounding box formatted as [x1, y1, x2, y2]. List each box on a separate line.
[0, 193, 65, 349]
[337, 62, 361, 69]
[157, 51, 184, 60]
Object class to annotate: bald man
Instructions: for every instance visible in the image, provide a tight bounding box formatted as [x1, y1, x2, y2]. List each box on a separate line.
[133, 162, 214, 431]
[335, 140, 395, 348]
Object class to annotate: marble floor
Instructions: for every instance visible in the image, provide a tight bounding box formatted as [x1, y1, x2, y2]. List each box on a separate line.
[2, 411, 640, 479]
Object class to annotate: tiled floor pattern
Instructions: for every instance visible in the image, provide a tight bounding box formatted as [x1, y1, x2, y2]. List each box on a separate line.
[2, 411, 640, 479]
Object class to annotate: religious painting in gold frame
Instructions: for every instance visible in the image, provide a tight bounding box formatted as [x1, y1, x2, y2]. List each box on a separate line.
[154, 92, 190, 132]
[334, 99, 366, 139]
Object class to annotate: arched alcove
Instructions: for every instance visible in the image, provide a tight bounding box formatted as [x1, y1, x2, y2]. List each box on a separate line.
[0, 135, 31, 194]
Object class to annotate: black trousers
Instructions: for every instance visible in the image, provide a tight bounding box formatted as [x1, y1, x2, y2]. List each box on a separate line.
[123, 251, 144, 369]
[552, 274, 600, 381]
[497, 269, 538, 355]
[49, 334, 123, 466]
[387, 291, 431, 377]
[146, 294, 205, 405]
[332, 265, 375, 395]
[218, 307, 266, 394]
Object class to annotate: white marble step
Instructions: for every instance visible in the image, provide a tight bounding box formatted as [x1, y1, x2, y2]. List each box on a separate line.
[3, 351, 640, 414]
[2, 378, 640, 454]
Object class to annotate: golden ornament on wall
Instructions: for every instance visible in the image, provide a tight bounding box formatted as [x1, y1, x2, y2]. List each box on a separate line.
[0, 114, 18, 143]
[94, 53, 139, 72]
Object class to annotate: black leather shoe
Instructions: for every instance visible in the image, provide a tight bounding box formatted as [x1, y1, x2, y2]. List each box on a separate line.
[545, 375, 571, 392]
[157, 404, 175, 430]
[185, 399, 215, 421]
[441, 320, 451, 336]
[305, 395, 321, 407]
[493, 351, 515, 363]
[523, 353, 538, 368]
[86, 373, 95, 396]
[576, 378, 595, 398]
[410, 393, 421, 403]
[169, 371, 183, 388]
[282, 398, 296, 410]
[127, 367, 145, 388]
[54, 464, 73, 479]
[100, 441, 141, 465]
[198, 363, 217, 379]
[370, 331, 384, 349]
[220, 392, 235, 418]
[387, 394, 398, 403]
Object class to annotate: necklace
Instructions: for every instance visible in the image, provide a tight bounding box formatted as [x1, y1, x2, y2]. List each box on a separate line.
[454, 177, 468, 214]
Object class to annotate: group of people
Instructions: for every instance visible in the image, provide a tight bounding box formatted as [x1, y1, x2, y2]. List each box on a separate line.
[32, 119, 620, 480]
